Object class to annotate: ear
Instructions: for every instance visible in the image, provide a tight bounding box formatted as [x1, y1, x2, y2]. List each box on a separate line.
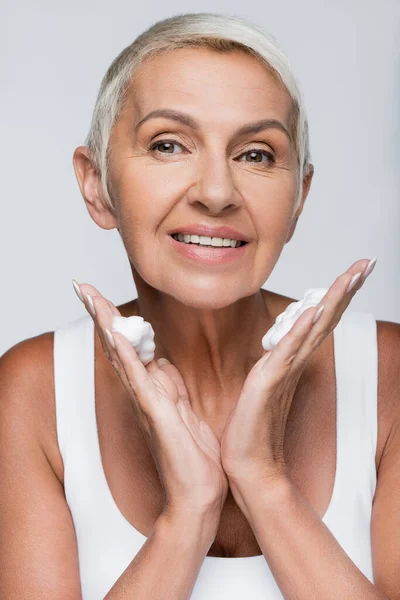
[285, 164, 314, 243]
[72, 146, 118, 230]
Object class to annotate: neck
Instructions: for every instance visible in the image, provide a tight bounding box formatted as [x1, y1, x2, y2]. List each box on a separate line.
[121, 271, 277, 428]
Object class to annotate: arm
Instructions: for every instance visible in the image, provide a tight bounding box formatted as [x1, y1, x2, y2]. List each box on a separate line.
[370, 320, 400, 599]
[229, 320, 400, 600]
[0, 337, 83, 599]
[0, 337, 218, 600]
[235, 477, 388, 600]
[105, 510, 216, 599]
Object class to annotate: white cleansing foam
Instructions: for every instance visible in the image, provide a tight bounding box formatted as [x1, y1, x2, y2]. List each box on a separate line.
[111, 315, 156, 366]
[111, 287, 327, 365]
[261, 288, 327, 351]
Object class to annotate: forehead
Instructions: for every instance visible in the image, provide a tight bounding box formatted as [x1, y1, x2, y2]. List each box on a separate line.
[124, 47, 293, 130]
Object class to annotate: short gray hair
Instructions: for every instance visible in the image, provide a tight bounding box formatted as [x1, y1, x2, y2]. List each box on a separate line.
[84, 12, 312, 215]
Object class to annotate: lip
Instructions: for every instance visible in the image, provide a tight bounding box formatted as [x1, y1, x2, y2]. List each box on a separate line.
[168, 233, 249, 265]
[168, 224, 250, 242]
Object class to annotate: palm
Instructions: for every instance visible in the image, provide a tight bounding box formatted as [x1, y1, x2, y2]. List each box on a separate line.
[148, 359, 229, 503]
[219, 363, 263, 480]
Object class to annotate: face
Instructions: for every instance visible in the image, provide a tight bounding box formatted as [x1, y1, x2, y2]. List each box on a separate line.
[98, 48, 311, 309]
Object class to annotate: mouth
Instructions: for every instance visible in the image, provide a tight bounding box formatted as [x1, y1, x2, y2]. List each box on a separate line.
[170, 233, 248, 248]
[168, 232, 249, 265]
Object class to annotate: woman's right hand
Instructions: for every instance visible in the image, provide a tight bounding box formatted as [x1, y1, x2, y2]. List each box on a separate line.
[74, 282, 229, 525]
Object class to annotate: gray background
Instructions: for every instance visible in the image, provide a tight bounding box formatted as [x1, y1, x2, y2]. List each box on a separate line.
[2, 0, 399, 356]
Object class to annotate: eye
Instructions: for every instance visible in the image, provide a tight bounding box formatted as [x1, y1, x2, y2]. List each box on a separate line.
[148, 140, 275, 166]
[237, 149, 275, 166]
[148, 139, 184, 155]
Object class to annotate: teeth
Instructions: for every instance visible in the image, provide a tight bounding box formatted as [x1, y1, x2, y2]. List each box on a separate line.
[172, 233, 243, 248]
[199, 236, 212, 246]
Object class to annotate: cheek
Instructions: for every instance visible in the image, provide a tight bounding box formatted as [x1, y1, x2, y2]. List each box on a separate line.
[114, 165, 176, 233]
[246, 174, 297, 241]
[111, 166, 185, 275]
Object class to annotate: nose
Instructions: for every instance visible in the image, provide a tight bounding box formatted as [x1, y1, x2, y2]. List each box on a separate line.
[186, 148, 242, 215]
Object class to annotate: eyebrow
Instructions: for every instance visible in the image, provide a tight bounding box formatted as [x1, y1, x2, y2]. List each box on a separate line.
[133, 108, 292, 142]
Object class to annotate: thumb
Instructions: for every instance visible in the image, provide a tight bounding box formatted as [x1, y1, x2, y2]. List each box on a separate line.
[156, 359, 189, 403]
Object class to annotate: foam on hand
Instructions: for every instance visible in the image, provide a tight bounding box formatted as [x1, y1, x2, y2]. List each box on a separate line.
[261, 287, 328, 352]
[111, 315, 156, 366]
[111, 288, 327, 363]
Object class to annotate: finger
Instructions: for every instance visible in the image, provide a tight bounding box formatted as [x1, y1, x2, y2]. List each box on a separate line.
[72, 281, 120, 362]
[176, 399, 221, 461]
[294, 258, 372, 364]
[258, 258, 370, 383]
[259, 304, 320, 385]
[156, 361, 189, 404]
[153, 362, 203, 445]
[111, 332, 165, 435]
[74, 284, 182, 438]
[77, 285, 157, 382]
[73, 282, 126, 368]
[319, 257, 372, 314]
[176, 398, 201, 438]
[76, 282, 121, 317]
[74, 287, 140, 404]
[86, 294, 117, 363]
[282, 258, 372, 375]
[104, 326, 165, 435]
[111, 330, 164, 419]
[85, 295, 136, 397]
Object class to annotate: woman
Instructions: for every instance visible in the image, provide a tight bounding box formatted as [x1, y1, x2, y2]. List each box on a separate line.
[1, 11, 399, 600]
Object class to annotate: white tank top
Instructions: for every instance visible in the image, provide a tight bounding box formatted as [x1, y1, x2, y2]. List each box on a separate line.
[53, 310, 378, 599]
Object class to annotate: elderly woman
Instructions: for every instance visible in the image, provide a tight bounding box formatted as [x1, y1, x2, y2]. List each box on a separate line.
[1, 11, 399, 600]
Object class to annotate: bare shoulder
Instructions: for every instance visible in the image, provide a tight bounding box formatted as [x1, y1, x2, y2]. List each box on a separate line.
[376, 319, 400, 471]
[376, 318, 400, 378]
[0, 331, 64, 484]
[0, 334, 83, 597]
[371, 319, 400, 594]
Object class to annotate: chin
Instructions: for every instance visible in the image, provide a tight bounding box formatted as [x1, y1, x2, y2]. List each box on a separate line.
[135, 261, 261, 309]
[166, 281, 259, 311]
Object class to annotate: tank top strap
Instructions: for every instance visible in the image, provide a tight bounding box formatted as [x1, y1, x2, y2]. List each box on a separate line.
[332, 309, 378, 518]
[53, 314, 95, 472]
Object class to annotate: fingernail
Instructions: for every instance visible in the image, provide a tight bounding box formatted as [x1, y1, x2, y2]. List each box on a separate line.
[312, 305, 325, 324]
[72, 279, 84, 303]
[361, 256, 378, 282]
[105, 328, 115, 348]
[157, 358, 171, 366]
[86, 293, 96, 317]
[346, 272, 362, 293]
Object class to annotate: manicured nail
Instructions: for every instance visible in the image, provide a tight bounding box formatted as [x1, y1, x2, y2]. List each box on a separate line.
[346, 272, 361, 293]
[86, 293, 96, 317]
[105, 328, 115, 348]
[312, 305, 325, 324]
[157, 358, 171, 366]
[361, 256, 378, 282]
[72, 279, 84, 302]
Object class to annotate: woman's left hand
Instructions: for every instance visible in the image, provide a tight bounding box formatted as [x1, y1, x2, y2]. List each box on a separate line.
[220, 258, 377, 495]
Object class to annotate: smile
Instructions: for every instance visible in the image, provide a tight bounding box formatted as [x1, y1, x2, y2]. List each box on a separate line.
[170, 233, 247, 248]
[168, 234, 249, 265]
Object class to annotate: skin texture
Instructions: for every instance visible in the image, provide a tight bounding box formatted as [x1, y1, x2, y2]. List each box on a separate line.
[73, 47, 314, 435]
[1, 45, 399, 600]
